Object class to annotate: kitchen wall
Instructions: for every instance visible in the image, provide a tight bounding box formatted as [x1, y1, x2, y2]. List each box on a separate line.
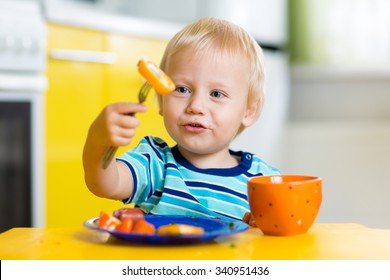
[286, 67, 390, 228]
[288, 0, 390, 228]
[86, 0, 287, 44]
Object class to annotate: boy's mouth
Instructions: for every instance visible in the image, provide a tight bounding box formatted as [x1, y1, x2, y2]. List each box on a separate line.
[184, 122, 207, 131]
[189, 123, 203, 128]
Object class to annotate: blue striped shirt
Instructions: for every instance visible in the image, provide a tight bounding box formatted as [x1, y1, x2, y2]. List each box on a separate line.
[117, 136, 280, 221]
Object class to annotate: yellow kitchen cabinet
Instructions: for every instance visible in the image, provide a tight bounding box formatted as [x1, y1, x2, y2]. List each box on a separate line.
[45, 23, 119, 227]
[45, 24, 173, 227]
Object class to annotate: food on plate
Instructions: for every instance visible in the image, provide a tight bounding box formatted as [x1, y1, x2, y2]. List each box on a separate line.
[112, 207, 145, 223]
[157, 223, 204, 235]
[98, 211, 120, 230]
[132, 219, 156, 235]
[114, 218, 134, 233]
[96, 209, 205, 236]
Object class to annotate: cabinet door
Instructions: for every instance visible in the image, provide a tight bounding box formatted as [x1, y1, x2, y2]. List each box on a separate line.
[45, 24, 122, 227]
[105, 33, 174, 157]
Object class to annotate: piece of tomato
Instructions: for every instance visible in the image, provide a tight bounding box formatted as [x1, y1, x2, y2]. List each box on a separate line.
[132, 220, 156, 235]
[115, 218, 134, 233]
[98, 211, 120, 230]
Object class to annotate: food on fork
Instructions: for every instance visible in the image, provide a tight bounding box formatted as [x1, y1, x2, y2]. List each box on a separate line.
[138, 57, 175, 95]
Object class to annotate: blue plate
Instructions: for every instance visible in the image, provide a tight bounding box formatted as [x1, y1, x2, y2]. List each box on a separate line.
[83, 215, 248, 245]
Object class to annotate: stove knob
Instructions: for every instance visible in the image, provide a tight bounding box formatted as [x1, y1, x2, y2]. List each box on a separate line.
[22, 37, 34, 52]
[4, 35, 16, 51]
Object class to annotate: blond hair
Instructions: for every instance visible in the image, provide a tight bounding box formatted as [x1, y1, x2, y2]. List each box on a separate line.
[159, 17, 266, 134]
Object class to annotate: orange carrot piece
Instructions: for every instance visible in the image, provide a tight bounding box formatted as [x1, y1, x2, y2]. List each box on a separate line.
[132, 220, 156, 235]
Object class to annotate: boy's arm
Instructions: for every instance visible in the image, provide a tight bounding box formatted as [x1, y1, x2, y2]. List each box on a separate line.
[82, 136, 133, 200]
[82, 102, 147, 200]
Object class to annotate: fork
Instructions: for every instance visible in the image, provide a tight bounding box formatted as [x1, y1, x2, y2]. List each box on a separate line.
[101, 81, 152, 169]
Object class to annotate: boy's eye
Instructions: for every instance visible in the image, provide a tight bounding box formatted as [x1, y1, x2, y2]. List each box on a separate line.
[175, 86, 191, 94]
[210, 91, 225, 98]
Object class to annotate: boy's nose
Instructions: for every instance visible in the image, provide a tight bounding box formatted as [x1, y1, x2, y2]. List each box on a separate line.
[186, 93, 206, 115]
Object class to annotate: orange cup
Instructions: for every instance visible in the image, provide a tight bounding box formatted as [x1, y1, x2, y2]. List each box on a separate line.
[247, 175, 322, 236]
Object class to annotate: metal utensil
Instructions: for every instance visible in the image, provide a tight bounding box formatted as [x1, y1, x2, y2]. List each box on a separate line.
[101, 58, 175, 169]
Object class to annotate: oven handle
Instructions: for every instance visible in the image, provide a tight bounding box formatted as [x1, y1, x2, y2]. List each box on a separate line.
[0, 74, 47, 92]
[49, 49, 116, 64]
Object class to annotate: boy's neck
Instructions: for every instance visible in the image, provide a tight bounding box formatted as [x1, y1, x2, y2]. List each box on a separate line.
[176, 146, 240, 169]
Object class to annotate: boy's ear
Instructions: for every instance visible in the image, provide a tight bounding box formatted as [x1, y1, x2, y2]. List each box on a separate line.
[242, 98, 261, 127]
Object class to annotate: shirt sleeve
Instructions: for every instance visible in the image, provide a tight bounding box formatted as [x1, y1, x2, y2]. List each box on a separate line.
[116, 136, 169, 204]
[252, 153, 281, 175]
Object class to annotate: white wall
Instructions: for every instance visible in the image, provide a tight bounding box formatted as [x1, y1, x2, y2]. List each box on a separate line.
[287, 66, 390, 229]
[230, 50, 289, 170]
[202, 0, 287, 44]
[98, 0, 288, 44]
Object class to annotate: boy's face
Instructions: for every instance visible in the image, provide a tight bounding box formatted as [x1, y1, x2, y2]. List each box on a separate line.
[160, 48, 257, 157]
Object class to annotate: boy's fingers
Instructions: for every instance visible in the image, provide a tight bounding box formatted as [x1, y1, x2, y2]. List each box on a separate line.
[112, 133, 136, 147]
[114, 114, 141, 129]
[242, 212, 251, 224]
[112, 102, 147, 115]
[242, 211, 258, 227]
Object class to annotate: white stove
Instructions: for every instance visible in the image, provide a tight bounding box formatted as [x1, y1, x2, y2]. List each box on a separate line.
[0, 0, 47, 231]
[0, 0, 46, 71]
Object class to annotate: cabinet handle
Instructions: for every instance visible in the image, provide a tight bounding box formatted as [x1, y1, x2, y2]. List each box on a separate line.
[49, 49, 116, 64]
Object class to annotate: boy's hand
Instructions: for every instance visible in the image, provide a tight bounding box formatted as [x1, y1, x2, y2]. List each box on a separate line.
[88, 102, 147, 148]
[242, 211, 257, 227]
[82, 102, 145, 199]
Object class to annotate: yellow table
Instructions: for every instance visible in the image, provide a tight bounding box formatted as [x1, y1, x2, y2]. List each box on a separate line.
[1, 224, 390, 260]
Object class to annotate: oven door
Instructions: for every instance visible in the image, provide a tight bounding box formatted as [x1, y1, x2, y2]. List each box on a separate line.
[0, 74, 46, 232]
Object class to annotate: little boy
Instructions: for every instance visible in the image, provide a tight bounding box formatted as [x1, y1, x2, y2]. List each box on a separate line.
[83, 17, 280, 222]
